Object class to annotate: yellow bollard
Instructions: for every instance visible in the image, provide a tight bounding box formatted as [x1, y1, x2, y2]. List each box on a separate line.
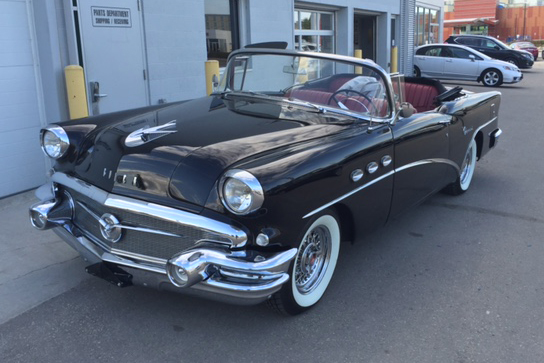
[354, 49, 363, 59]
[64, 65, 89, 119]
[205, 60, 220, 96]
[354, 49, 363, 74]
[391, 46, 398, 73]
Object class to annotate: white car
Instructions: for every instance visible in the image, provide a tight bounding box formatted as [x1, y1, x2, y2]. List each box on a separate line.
[414, 44, 523, 87]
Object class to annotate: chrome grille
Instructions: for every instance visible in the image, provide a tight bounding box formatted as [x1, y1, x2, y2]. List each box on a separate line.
[66, 188, 230, 260]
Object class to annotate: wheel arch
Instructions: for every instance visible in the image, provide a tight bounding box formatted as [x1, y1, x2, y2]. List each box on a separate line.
[475, 130, 484, 160]
[330, 203, 355, 244]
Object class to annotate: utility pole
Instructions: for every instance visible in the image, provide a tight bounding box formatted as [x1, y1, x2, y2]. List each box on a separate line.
[522, 1, 527, 40]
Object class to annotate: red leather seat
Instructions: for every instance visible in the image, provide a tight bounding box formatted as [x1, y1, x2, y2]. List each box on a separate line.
[404, 83, 439, 113]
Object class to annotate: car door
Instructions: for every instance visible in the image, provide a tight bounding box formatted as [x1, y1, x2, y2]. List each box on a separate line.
[388, 111, 458, 219]
[443, 47, 481, 81]
[475, 39, 504, 61]
[415, 46, 446, 78]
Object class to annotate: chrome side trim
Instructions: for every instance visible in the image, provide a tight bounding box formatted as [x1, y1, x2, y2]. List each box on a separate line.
[472, 116, 497, 140]
[303, 158, 461, 219]
[303, 171, 395, 219]
[395, 158, 460, 174]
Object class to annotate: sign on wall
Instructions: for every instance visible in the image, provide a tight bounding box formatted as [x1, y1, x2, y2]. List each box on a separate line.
[91, 7, 131, 27]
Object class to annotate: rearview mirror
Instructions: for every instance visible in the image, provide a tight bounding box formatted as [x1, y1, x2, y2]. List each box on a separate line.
[469, 54, 476, 61]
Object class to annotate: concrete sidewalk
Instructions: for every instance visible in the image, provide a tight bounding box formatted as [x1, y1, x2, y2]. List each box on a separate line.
[0, 190, 89, 325]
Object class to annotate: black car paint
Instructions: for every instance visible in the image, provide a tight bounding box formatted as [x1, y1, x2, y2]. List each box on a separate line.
[446, 35, 534, 68]
[51, 84, 500, 254]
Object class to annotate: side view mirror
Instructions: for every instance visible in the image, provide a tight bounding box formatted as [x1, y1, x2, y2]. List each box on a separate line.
[494, 46, 501, 50]
[389, 102, 416, 127]
[399, 102, 416, 118]
[469, 54, 476, 62]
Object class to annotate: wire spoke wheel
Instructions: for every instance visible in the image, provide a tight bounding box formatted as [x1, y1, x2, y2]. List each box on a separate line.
[294, 226, 331, 294]
[268, 212, 340, 315]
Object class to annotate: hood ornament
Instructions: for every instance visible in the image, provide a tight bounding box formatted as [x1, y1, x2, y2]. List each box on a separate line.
[125, 120, 177, 147]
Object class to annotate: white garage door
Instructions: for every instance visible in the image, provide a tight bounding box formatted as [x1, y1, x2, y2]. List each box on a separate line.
[0, 0, 46, 198]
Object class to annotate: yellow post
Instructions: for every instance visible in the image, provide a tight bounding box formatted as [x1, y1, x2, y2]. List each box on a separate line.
[354, 49, 363, 74]
[64, 65, 89, 119]
[391, 46, 398, 73]
[354, 49, 363, 59]
[205, 60, 220, 95]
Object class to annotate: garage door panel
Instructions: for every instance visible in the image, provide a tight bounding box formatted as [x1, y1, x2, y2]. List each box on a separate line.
[0, 0, 45, 197]
[0, 1, 28, 28]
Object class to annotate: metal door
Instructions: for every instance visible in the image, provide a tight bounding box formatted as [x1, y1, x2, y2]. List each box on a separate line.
[77, 0, 148, 115]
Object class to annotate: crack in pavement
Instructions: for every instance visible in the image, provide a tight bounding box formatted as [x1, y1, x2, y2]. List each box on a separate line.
[426, 202, 544, 225]
[0, 256, 80, 288]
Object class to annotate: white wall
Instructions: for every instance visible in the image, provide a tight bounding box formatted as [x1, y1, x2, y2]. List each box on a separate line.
[0, 0, 47, 197]
[143, 0, 208, 104]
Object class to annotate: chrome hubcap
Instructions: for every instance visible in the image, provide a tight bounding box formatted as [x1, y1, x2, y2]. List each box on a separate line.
[295, 226, 331, 294]
[460, 144, 473, 185]
[484, 72, 499, 85]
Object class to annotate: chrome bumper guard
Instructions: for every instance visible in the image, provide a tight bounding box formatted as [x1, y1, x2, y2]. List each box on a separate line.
[30, 176, 297, 305]
[490, 128, 502, 148]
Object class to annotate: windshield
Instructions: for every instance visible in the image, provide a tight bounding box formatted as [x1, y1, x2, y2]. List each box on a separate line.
[219, 53, 392, 119]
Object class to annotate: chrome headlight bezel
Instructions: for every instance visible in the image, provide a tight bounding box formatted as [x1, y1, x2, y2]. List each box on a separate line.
[40, 125, 70, 159]
[219, 169, 264, 215]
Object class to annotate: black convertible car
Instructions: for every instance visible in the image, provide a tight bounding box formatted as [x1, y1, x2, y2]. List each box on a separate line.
[30, 47, 502, 315]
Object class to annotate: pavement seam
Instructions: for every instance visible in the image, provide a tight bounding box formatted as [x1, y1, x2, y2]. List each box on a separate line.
[0, 256, 79, 288]
[426, 201, 544, 224]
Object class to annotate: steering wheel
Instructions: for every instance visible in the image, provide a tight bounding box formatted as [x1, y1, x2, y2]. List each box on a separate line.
[328, 89, 378, 115]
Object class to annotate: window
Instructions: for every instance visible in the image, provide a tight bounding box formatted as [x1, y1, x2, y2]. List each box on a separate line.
[294, 9, 335, 53]
[205, 0, 239, 67]
[415, 6, 440, 46]
[484, 40, 498, 49]
[450, 47, 474, 59]
[420, 47, 441, 57]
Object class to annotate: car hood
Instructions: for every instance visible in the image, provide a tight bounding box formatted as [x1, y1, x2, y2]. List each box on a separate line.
[58, 95, 348, 211]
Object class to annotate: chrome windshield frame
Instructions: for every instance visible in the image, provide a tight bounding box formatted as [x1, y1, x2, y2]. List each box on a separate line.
[222, 48, 397, 125]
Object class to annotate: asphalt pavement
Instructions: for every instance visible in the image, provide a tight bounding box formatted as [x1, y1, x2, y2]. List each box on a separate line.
[1, 61, 544, 363]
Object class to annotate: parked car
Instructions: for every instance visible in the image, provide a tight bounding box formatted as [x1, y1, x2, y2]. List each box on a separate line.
[414, 44, 523, 87]
[445, 34, 534, 69]
[510, 41, 539, 60]
[30, 46, 502, 315]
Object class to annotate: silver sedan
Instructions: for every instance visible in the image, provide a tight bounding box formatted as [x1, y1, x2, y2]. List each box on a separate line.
[414, 44, 523, 87]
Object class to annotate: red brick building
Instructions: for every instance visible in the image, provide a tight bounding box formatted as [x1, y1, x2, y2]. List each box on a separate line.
[444, 0, 544, 42]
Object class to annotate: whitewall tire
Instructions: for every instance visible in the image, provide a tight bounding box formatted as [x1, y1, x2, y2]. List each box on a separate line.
[268, 211, 341, 315]
[443, 138, 477, 196]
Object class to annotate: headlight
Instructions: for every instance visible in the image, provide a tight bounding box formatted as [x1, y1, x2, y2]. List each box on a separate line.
[503, 65, 513, 71]
[522, 53, 533, 60]
[40, 125, 69, 159]
[219, 169, 264, 215]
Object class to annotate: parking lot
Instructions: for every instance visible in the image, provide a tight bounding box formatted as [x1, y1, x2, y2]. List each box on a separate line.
[1, 60, 543, 363]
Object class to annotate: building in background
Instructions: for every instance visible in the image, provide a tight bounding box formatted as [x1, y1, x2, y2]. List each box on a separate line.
[0, 0, 443, 198]
[444, 0, 544, 41]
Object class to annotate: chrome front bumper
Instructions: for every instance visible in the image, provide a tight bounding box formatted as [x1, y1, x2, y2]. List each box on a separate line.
[30, 174, 297, 305]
